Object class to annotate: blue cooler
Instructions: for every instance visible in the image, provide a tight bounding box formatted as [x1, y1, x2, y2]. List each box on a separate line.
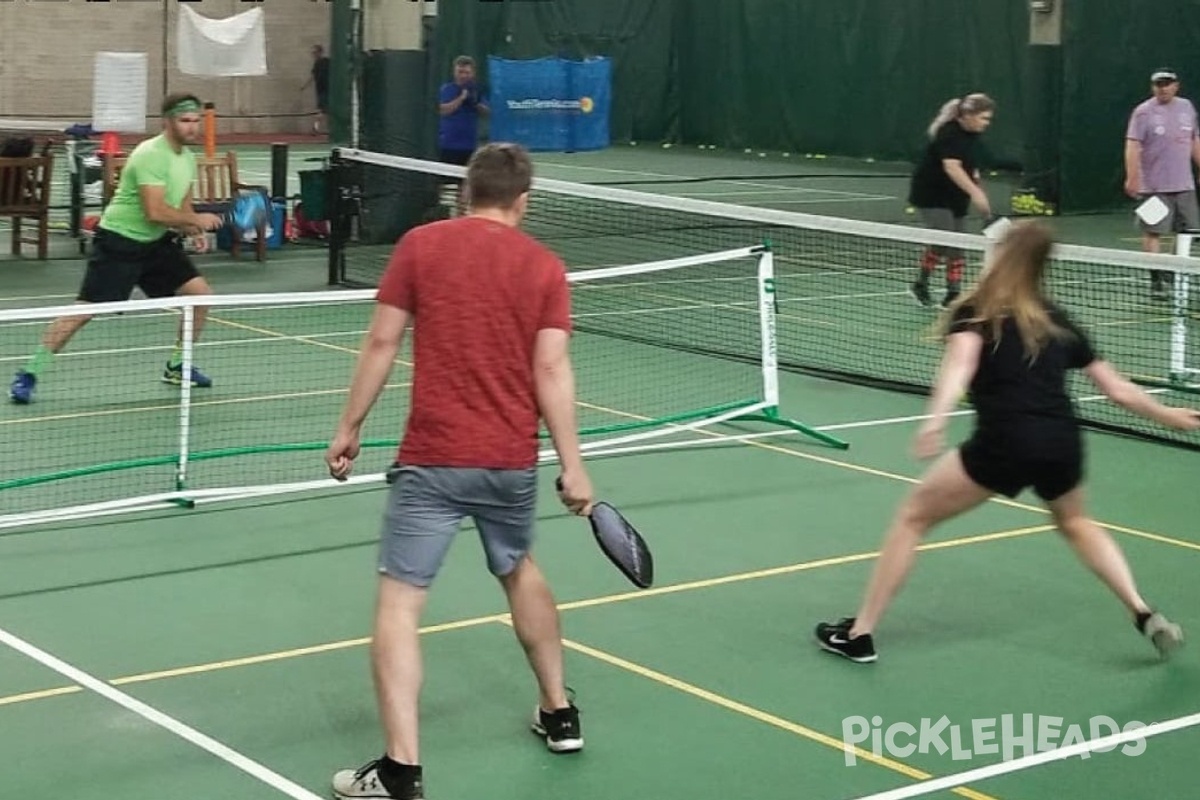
[217, 200, 285, 251]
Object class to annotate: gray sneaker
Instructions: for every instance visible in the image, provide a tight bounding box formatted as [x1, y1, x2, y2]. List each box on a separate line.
[1139, 611, 1184, 658]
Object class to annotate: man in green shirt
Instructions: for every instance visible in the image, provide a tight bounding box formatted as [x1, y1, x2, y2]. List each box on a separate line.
[8, 93, 225, 404]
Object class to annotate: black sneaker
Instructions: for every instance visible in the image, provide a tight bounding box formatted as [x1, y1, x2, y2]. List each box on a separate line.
[531, 702, 583, 753]
[941, 287, 961, 309]
[1151, 271, 1175, 301]
[1136, 611, 1184, 658]
[815, 617, 877, 663]
[909, 281, 933, 308]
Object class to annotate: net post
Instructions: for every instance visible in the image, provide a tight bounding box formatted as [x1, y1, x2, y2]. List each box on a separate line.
[735, 239, 850, 451]
[173, 302, 195, 507]
[327, 148, 348, 286]
[270, 142, 289, 203]
[1170, 232, 1194, 384]
[756, 242, 780, 410]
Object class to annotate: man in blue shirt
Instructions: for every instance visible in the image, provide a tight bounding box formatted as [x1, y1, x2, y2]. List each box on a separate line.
[438, 56, 489, 214]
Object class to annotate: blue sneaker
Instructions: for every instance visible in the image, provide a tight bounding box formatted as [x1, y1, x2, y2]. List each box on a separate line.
[9, 371, 36, 404]
[162, 362, 212, 388]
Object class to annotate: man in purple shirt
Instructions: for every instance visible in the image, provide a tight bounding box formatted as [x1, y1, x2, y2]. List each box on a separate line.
[1124, 67, 1200, 299]
[438, 56, 490, 215]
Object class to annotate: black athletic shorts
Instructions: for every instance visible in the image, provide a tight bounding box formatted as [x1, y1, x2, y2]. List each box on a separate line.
[438, 148, 473, 186]
[959, 435, 1083, 502]
[438, 148, 474, 167]
[79, 228, 201, 303]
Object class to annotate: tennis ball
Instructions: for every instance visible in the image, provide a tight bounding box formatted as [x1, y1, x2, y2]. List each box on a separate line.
[814, 153, 827, 159]
[662, 143, 672, 149]
[744, 148, 753, 154]
[906, 206, 916, 214]
[805, 153, 814, 158]
[630, 141, 637, 146]
[758, 152, 767, 157]
[865, 157, 875, 163]
[783, 152, 791, 157]
[989, 171, 999, 176]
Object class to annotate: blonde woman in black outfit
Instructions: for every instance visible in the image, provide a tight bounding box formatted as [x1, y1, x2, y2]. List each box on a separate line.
[908, 94, 996, 309]
[816, 221, 1198, 664]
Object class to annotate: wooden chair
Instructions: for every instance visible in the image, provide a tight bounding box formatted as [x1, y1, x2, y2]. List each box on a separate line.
[193, 151, 268, 262]
[102, 150, 269, 261]
[0, 153, 54, 260]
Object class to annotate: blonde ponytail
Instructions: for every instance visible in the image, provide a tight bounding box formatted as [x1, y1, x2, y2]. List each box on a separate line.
[926, 93, 996, 139]
[927, 99, 961, 139]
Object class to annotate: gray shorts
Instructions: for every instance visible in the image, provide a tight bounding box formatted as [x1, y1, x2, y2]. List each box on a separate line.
[377, 465, 537, 587]
[917, 207, 967, 258]
[1137, 191, 1200, 235]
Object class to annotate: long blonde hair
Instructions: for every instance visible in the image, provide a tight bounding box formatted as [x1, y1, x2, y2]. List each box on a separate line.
[944, 220, 1070, 359]
[927, 93, 996, 139]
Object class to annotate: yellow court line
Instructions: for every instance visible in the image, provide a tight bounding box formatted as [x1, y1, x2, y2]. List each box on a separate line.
[112, 614, 507, 684]
[0, 525, 1047, 710]
[0, 685, 80, 708]
[0, 614, 508, 708]
[208, 315, 414, 367]
[574, 398, 1200, 553]
[497, 620, 997, 800]
[743, 436, 1200, 553]
[556, 524, 1054, 614]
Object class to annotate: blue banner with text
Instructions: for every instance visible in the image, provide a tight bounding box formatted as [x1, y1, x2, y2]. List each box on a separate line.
[487, 56, 611, 152]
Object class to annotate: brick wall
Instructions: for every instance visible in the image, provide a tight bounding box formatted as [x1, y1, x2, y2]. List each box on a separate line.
[0, 0, 332, 136]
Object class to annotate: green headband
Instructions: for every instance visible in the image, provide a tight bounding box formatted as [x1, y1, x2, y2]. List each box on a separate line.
[167, 99, 202, 117]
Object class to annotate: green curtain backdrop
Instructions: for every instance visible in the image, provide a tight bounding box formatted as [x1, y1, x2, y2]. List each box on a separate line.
[400, 0, 1200, 213]
[674, 1, 1028, 169]
[1060, 0, 1200, 211]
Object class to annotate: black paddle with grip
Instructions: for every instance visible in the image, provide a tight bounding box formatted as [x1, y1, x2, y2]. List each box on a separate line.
[557, 477, 654, 589]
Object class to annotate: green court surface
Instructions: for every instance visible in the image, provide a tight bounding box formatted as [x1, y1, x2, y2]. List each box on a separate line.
[1, 143, 1198, 800]
[1, 270, 1199, 799]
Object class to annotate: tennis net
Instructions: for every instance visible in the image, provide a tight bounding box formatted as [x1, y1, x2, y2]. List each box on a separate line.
[0, 245, 837, 529]
[328, 147, 1200, 450]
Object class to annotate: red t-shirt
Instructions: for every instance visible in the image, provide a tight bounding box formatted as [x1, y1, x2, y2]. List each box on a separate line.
[376, 216, 572, 469]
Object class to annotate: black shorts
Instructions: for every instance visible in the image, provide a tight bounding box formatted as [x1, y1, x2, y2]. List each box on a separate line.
[438, 148, 474, 166]
[959, 436, 1083, 502]
[438, 148, 473, 186]
[79, 228, 201, 303]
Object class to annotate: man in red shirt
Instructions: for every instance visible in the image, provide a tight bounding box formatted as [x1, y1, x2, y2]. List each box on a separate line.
[325, 142, 594, 800]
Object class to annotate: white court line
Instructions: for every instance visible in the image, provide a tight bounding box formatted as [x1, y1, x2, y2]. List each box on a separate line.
[758, 196, 895, 205]
[659, 189, 895, 203]
[711, 388, 1173, 442]
[0, 293, 75, 303]
[574, 387, 1175, 461]
[0, 625, 325, 800]
[848, 710, 1200, 800]
[535, 161, 894, 200]
[812, 388, 1168, 431]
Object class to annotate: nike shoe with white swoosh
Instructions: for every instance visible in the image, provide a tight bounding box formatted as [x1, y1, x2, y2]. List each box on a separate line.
[815, 617, 877, 663]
